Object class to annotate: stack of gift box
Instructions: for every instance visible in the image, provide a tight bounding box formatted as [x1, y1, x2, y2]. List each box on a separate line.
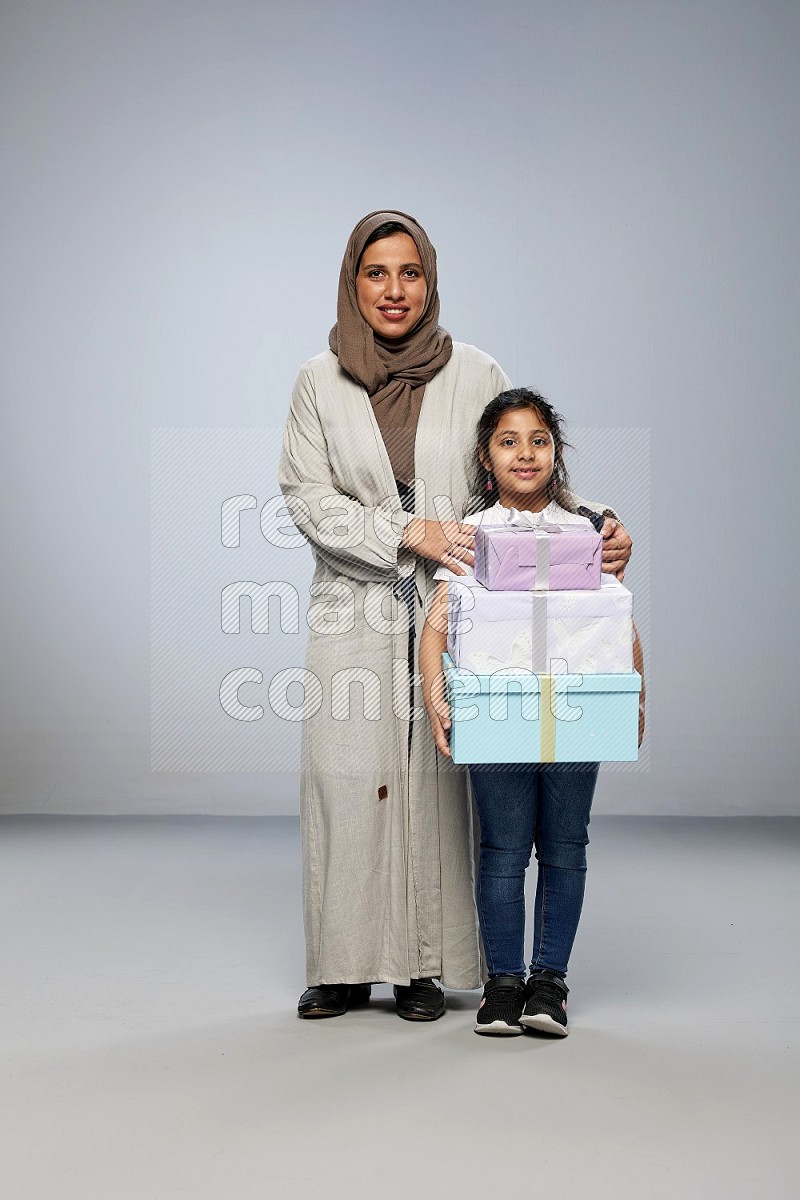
[442, 520, 642, 763]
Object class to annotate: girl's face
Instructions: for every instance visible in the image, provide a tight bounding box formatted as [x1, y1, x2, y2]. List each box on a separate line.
[355, 232, 428, 340]
[481, 406, 555, 511]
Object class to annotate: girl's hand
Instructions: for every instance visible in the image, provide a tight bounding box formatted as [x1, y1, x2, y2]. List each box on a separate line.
[601, 518, 632, 581]
[633, 622, 645, 749]
[427, 706, 452, 758]
[426, 670, 452, 758]
[401, 518, 475, 575]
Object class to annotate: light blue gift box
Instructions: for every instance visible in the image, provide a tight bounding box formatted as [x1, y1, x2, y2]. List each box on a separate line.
[443, 652, 641, 764]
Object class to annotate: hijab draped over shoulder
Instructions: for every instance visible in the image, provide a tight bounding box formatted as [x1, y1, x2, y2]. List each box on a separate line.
[329, 210, 453, 485]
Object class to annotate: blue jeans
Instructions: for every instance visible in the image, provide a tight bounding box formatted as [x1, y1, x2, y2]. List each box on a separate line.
[468, 763, 599, 979]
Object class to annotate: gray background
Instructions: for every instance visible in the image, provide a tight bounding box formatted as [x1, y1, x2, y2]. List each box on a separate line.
[1, 0, 797, 815]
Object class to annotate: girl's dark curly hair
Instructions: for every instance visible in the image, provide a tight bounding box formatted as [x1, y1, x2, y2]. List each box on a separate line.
[467, 387, 574, 512]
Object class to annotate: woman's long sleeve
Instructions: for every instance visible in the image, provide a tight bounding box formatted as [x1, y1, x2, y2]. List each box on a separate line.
[278, 367, 414, 582]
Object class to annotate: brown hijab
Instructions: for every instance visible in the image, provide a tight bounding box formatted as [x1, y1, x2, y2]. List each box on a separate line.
[328, 210, 453, 485]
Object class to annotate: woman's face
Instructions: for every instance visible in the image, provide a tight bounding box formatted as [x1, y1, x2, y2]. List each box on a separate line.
[482, 406, 556, 511]
[355, 232, 428, 339]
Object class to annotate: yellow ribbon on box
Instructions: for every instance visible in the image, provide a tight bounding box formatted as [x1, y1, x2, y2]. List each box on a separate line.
[539, 675, 556, 763]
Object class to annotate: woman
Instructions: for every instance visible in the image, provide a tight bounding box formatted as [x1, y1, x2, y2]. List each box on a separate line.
[279, 210, 632, 1020]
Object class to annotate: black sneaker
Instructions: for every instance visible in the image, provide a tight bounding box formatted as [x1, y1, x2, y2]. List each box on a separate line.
[520, 971, 569, 1036]
[474, 974, 525, 1036]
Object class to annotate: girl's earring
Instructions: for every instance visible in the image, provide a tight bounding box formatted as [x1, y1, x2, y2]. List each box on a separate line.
[486, 471, 493, 492]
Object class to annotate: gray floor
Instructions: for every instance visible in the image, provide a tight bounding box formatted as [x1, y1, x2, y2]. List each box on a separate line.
[1, 816, 798, 1199]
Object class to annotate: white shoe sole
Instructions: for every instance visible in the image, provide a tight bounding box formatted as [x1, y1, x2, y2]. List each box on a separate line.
[474, 1019, 524, 1036]
[519, 1013, 569, 1036]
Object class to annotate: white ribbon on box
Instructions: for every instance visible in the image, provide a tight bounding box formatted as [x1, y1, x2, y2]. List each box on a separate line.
[496, 508, 552, 528]
[469, 593, 550, 673]
[488, 509, 565, 591]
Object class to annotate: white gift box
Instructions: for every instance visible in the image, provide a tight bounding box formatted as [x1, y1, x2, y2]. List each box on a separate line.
[446, 574, 634, 675]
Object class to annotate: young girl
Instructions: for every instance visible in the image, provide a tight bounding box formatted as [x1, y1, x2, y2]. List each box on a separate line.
[419, 388, 645, 1037]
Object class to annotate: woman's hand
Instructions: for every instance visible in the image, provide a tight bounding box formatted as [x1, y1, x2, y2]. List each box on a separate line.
[426, 670, 452, 758]
[401, 518, 475, 575]
[601, 518, 632, 581]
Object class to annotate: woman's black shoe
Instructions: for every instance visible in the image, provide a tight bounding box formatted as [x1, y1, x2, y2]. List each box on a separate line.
[297, 983, 372, 1018]
[393, 978, 446, 1021]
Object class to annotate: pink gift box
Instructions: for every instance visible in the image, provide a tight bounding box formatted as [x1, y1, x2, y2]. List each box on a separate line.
[474, 523, 602, 591]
